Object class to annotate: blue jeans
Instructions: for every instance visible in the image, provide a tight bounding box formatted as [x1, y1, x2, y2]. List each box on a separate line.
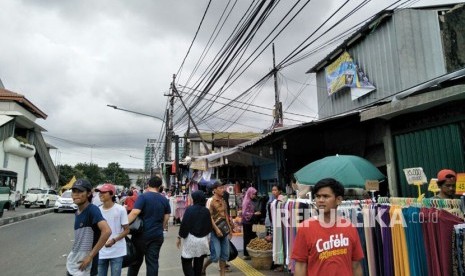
[128, 236, 164, 276]
[209, 232, 229, 262]
[98, 257, 123, 276]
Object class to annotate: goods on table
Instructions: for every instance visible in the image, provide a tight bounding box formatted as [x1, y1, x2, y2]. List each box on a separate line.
[246, 238, 273, 270]
[247, 237, 272, 251]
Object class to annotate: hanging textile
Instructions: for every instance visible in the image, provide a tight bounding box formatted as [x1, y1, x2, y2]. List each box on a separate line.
[390, 205, 411, 276]
[403, 207, 427, 276]
[272, 196, 464, 276]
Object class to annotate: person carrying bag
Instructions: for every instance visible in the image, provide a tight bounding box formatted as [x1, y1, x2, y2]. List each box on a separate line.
[201, 181, 232, 276]
[176, 191, 212, 276]
[241, 187, 261, 260]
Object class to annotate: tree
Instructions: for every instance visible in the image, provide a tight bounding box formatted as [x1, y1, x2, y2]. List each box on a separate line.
[136, 176, 145, 186]
[57, 164, 75, 187]
[103, 162, 131, 188]
[74, 163, 105, 188]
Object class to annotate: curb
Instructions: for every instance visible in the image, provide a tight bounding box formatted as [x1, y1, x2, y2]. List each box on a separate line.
[0, 208, 54, 227]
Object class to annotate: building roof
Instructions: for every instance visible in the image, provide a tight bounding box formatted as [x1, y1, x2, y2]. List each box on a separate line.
[188, 132, 261, 141]
[306, 3, 459, 74]
[306, 10, 393, 74]
[0, 88, 47, 119]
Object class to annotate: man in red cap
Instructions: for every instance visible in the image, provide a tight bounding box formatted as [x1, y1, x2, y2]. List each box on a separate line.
[96, 183, 129, 276]
[435, 169, 457, 199]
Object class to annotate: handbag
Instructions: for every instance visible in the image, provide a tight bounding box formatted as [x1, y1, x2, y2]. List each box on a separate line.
[215, 218, 230, 236]
[122, 236, 138, 268]
[228, 240, 238, 261]
[129, 216, 144, 234]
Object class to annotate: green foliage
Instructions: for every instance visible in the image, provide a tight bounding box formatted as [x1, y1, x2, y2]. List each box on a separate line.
[102, 162, 131, 188]
[57, 164, 75, 187]
[56, 162, 132, 189]
[75, 163, 105, 188]
[136, 176, 145, 186]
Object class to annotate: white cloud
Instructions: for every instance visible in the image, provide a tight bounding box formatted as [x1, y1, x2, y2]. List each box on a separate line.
[0, 0, 460, 168]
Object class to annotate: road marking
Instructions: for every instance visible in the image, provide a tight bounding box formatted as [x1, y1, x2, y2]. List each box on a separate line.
[230, 258, 265, 276]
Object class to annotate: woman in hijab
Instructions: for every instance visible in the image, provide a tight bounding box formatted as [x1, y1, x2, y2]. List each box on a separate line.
[241, 187, 260, 260]
[176, 190, 212, 276]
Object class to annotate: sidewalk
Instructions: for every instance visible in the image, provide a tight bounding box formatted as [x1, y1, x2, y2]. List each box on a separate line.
[122, 225, 290, 276]
[0, 205, 54, 226]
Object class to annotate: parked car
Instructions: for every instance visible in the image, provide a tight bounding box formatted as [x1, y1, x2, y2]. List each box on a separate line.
[23, 188, 58, 208]
[54, 190, 77, 213]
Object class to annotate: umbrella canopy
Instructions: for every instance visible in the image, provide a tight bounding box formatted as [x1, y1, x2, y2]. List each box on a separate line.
[294, 155, 385, 188]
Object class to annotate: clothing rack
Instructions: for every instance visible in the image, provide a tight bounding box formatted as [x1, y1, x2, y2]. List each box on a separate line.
[378, 196, 463, 209]
[271, 196, 465, 275]
[339, 198, 376, 207]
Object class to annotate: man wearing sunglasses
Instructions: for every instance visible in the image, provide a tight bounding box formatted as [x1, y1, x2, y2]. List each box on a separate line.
[435, 169, 457, 199]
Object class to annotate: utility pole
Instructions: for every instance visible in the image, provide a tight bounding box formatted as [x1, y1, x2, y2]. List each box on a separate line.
[272, 43, 283, 128]
[163, 74, 176, 189]
[171, 75, 211, 154]
[183, 118, 191, 159]
[174, 135, 180, 184]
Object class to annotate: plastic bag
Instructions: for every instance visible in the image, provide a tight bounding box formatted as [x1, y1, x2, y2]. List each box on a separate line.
[228, 240, 238, 261]
[122, 236, 138, 268]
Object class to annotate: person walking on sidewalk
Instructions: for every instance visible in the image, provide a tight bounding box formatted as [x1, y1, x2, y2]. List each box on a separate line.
[291, 178, 364, 276]
[127, 176, 171, 276]
[67, 179, 112, 276]
[124, 189, 137, 214]
[202, 181, 232, 276]
[96, 183, 129, 276]
[176, 190, 212, 276]
[241, 187, 260, 260]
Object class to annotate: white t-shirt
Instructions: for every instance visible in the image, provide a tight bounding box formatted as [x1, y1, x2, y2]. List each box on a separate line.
[98, 203, 128, 259]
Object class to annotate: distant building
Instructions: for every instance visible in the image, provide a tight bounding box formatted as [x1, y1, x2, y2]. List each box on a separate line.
[123, 168, 145, 186]
[144, 138, 156, 178]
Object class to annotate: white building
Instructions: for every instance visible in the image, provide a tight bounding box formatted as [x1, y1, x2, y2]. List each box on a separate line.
[0, 85, 57, 194]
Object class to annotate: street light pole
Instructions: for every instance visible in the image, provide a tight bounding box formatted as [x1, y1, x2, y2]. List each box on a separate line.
[107, 104, 165, 180]
[107, 105, 165, 121]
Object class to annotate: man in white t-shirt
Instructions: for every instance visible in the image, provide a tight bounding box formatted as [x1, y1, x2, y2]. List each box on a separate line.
[96, 183, 129, 276]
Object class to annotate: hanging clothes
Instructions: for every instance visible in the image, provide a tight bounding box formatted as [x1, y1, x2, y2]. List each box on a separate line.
[390, 205, 411, 276]
[403, 207, 427, 276]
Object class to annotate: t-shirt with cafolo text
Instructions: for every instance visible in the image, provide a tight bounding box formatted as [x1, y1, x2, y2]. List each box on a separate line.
[291, 217, 364, 276]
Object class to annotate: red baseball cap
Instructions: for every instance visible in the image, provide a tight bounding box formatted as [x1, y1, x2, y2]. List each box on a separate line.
[96, 183, 116, 195]
[437, 169, 456, 182]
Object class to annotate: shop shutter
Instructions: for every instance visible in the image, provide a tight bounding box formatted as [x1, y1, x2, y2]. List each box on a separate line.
[394, 124, 465, 197]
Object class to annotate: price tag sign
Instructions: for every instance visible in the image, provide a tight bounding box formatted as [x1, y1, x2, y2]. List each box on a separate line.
[365, 180, 380, 191]
[455, 173, 465, 195]
[403, 167, 427, 185]
[428, 178, 439, 193]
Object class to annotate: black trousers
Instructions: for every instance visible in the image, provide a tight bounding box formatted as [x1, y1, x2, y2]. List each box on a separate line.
[243, 223, 257, 256]
[181, 256, 205, 276]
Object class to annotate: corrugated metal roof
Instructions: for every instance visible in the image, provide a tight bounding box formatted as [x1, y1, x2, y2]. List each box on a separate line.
[314, 7, 450, 119]
[307, 11, 393, 73]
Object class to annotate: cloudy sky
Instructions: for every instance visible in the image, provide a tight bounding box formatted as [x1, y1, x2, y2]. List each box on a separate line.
[0, 0, 459, 169]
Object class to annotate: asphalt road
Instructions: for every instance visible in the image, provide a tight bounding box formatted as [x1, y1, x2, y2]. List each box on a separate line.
[0, 207, 286, 276]
[0, 211, 74, 276]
